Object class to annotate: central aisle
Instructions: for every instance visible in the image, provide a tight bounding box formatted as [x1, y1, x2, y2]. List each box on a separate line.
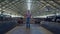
[6, 24, 53, 34]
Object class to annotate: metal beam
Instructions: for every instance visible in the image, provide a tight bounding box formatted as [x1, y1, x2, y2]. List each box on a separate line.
[53, 0, 60, 5]
[43, 1, 60, 11]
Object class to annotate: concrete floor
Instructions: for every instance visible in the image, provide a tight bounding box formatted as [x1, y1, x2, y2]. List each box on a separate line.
[5, 24, 53, 34]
